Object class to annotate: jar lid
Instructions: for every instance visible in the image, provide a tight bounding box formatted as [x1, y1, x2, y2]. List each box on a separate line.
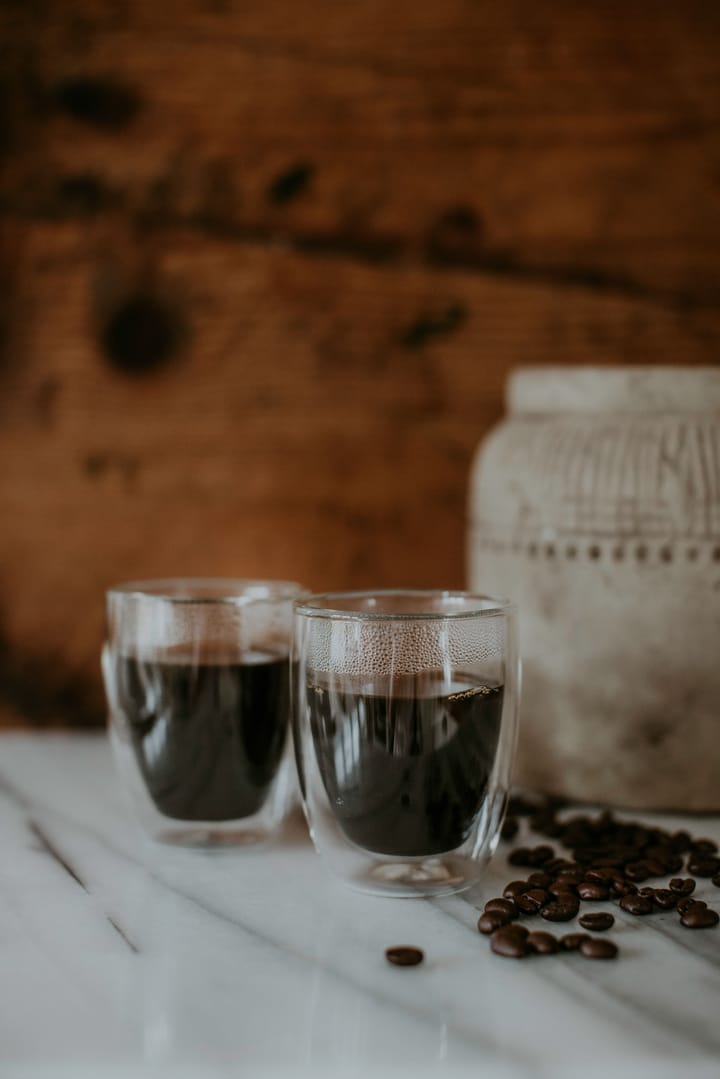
[508, 366, 720, 415]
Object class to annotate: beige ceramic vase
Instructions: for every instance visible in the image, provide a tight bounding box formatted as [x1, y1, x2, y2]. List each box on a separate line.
[468, 366, 720, 811]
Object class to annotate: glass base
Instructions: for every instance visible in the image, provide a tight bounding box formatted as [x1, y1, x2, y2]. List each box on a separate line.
[151, 822, 275, 848]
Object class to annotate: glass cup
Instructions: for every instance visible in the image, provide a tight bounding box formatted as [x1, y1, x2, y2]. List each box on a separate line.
[102, 578, 302, 846]
[292, 590, 518, 896]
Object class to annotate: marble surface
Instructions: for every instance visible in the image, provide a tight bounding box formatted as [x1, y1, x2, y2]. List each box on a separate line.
[1, 735, 719, 1079]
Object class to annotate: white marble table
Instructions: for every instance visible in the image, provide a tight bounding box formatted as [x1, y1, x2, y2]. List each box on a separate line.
[1, 734, 719, 1079]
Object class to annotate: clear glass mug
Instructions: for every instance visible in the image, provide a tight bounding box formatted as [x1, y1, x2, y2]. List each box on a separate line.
[292, 591, 518, 896]
[102, 578, 303, 846]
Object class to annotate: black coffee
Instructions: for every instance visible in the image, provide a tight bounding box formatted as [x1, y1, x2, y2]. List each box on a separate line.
[306, 674, 503, 856]
[116, 649, 289, 821]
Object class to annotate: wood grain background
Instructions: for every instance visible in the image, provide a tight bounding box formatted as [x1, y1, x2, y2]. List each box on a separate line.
[1, 0, 719, 726]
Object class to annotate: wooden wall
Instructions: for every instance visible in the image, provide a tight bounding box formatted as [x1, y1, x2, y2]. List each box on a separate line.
[1, 0, 719, 726]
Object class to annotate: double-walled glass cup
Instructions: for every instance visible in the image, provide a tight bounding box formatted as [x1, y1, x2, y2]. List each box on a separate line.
[293, 591, 518, 896]
[102, 579, 302, 846]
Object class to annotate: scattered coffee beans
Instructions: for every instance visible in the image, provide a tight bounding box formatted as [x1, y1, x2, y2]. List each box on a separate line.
[480, 800, 718, 962]
[578, 912, 615, 932]
[385, 946, 424, 967]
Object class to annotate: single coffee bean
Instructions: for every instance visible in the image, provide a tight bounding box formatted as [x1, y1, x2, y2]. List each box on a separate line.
[580, 937, 618, 960]
[544, 858, 577, 874]
[503, 880, 530, 899]
[385, 946, 424, 967]
[491, 926, 529, 958]
[677, 897, 706, 915]
[541, 899, 579, 923]
[578, 912, 615, 932]
[687, 857, 720, 878]
[508, 848, 532, 867]
[527, 845, 555, 866]
[527, 930, 559, 955]
[526, 887, 550, 906]
[658, 853, 684, 874]
[638, 887, 655, 899]
[618, 893, 653, 915]
[549, 881, 578, 898]
[584, 867, 620, 885]
[643, 858, 667, 877]
[485, 897, 518, 919]
[501, 816, 519, 841]
[560, 932, 590, 951]
[611, 880, 638, 897]
[554, 869, 585, 886]
[652, 889, 678, 910]
[478, 912, 508, 934]
[577, 882, 609, 902]
[527, 871, 553, 889]
[680, 907, 719, 929]
[669, 830, 692, 852]
[624, 861, 651, 882]
[691, 838, 718, 855]
[668, 878, 696, 896]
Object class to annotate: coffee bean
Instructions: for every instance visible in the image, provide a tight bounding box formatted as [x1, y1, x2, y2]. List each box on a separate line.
[638, 886, 655, 899]
[549, 881, 578, 898]
[691, 838, 718, 855]
[478, 912, 508, 934]
[611, 880, 638, 897]
[658, 853, 684, 874]
[515, 888, 549, 915]
[484, 897, 518, 919]
[579, 912, 615, 932]
[619, 893, 653, 915]
[554, 869, 585, 886]
[624, 861, 651, 882]
[580, 937, 618, 960]
[643, 858, 667, 877]
[527, 931, 559, 955]
[508, 796, 537, 817]
[385, 946, 424, 967]
[508, 848, 532, 867]
[541, 899, 579, 923]
[545, 858, 577, 874]
[527, 871, 553, 889]
[680, 907, 719, 929]
[503, 880, 530, 899]
[491, 926, 529, 958]
[560, 932, 590, 951]
[669, 830, 692, 852]
[652, 889, 678, 910]
[501, 816, 519, 841]
[527, 845, 555, 866]
[677, 897, 706, 915]
[585, 867, 621, 885]
[577, 882, 609, 902]
[713, 875, 720, 888]
[668, 878, 696, 896]
[687, 857, 720, 878]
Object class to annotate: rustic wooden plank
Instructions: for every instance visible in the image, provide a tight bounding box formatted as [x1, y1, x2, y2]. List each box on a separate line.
[1, 1, 720, 725]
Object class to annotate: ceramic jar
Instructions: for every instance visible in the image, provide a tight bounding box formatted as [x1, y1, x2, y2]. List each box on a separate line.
[468, 366, 720, 811]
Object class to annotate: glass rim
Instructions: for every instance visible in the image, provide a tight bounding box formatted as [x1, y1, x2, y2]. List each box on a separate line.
[293, 589, 514, 621]
[106, 577, 304, 606]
